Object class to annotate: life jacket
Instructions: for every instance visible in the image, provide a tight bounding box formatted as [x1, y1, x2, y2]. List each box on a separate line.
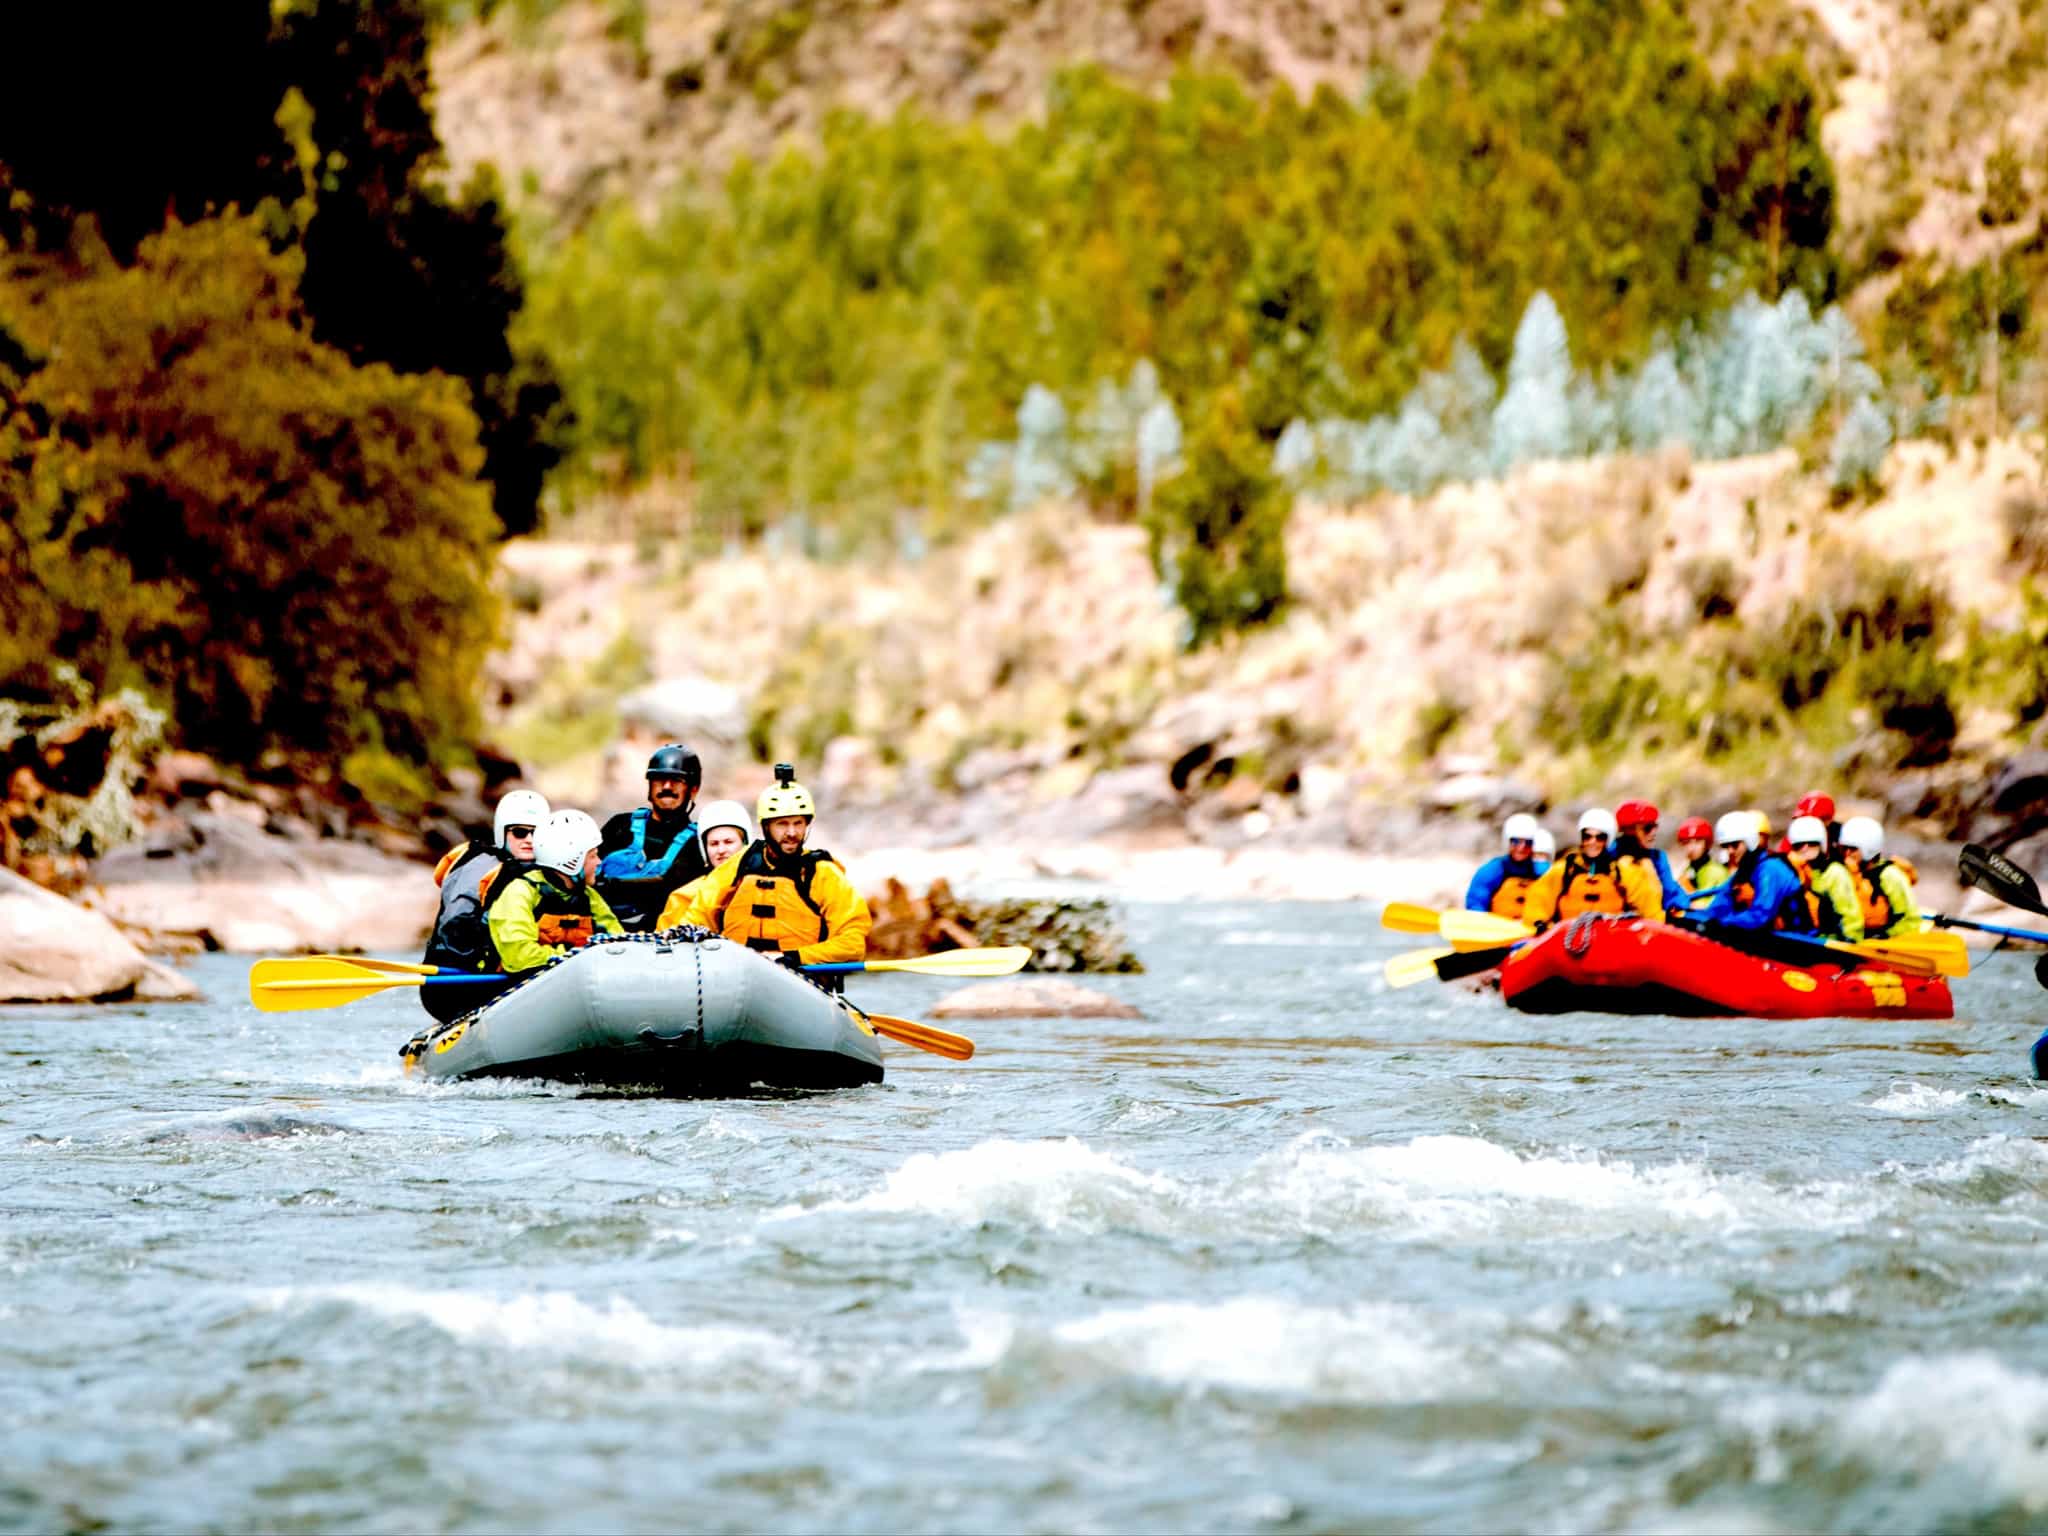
[712, 841, 835, 953]
[424, 844, 518, 973]
[488, 866, 601, 962]
[598, 808, 700, 884]
[596, 808, 702, 929]
[1681, 856, 1720, 893]
[1492, 874, 1537, 920]
[1853, 855, 1897, 934]
[1555, 851, 1626, 918]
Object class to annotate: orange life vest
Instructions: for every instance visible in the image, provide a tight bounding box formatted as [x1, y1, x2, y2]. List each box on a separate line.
[1556, 853, 1626, 918]
[1491, 875, 1537, 921]
[537, 911, 597, 947]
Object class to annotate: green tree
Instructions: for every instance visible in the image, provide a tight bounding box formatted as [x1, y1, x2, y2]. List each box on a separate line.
[0, 218, 499, 766]
[1144, 390, 1289, 647]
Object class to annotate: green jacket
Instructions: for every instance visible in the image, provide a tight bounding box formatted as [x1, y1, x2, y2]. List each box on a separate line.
[1811, 861, 1865, 941]
[1870, 860, 1923, 938]
[486, 868, 624, 974]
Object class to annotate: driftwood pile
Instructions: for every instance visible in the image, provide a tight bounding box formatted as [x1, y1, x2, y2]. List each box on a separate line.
[862, 877, 1143, 972]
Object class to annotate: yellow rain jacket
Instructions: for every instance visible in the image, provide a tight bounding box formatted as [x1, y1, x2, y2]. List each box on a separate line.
[486, 868, 623, 974]
[1522, 850, 1663, 928]
[670, 840, 872, 965]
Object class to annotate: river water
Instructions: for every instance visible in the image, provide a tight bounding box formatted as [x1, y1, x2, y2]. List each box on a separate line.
[5, 901, 2047, 1533]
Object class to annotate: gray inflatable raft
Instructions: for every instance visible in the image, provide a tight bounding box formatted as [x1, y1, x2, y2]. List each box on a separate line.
[400, 934, 884, 1093]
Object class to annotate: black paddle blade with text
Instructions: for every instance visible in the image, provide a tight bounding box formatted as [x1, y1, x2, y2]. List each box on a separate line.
[1960, 843, 2048, 917]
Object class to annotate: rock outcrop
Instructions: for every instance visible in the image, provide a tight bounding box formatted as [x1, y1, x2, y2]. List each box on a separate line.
[88, 811, 436, 954]
[0, 866, 187, 1002]
[930, 978, 1142, 1019]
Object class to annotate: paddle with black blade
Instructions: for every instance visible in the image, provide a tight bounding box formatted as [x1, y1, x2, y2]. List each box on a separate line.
[1959, 843, 2048, 918]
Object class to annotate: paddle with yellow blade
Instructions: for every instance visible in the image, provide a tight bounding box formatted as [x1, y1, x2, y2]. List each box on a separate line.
[306, 946, 1035, 981]
[252, 958, 978, 1061]
[1379, 902, 1448, 936]
[1381, 946, 1458, 989]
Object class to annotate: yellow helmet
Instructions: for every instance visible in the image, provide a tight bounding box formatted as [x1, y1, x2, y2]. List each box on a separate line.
[757, 763, 816, 824]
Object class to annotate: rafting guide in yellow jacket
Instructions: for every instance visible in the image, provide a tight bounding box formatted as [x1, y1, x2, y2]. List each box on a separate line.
[663, 764, 872, 991]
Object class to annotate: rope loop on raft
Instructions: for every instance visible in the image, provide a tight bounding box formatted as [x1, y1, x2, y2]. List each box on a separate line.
[1563, 912, 1602, 959]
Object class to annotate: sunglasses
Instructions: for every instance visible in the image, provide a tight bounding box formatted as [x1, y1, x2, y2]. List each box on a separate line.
[1508, 837, 1534, 849]
[505, 824, 535, 839]
[1581, 831, 1609, 841]
[1792, 841, 1822, 853]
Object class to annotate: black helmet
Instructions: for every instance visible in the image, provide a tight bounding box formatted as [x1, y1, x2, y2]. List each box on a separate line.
[645, 744, 701, 784]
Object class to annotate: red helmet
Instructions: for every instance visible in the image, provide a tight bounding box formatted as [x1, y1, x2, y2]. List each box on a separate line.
[1614, 799, 1659, 830]
[1795, 791, 1836, 821]
[1676, 816, 1712, 841]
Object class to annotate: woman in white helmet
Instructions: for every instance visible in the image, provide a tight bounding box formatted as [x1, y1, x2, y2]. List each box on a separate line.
[1521, 807, 1663, 928]
[484, 808, 624, 979]
[1811, 816, 1923, 940]
[419, 789, 551, 1019]
[695, 800, 754, 869]
[1463, 812, 1549, 919]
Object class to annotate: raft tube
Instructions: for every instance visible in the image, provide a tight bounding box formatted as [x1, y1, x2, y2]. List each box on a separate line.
[401, 934, 884, 1092]
[1500, 914, 1954, 1020]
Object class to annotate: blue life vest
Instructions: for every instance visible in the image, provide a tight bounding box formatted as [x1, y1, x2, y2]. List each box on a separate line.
[597, 808, 700, 883]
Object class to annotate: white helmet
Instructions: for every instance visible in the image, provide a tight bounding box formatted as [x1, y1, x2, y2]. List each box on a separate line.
[697, 799, 753, 843]
[1839, 816, 1883, 857]
[1578, 808, 1619, 840]
[494, 789, 550, 848]
[1787, 815, 1828, 849]
[533, 809, 603, 881]
[1714, 810, 1761, 851]
[1532, 828, 1556, 859]
[1503, 812, 1541, 847]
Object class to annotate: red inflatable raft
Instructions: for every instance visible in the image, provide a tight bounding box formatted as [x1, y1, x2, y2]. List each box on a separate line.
[1499, 914, 1954, 1020]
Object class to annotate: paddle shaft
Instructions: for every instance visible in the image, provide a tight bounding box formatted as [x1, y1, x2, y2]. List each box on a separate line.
[1934, 914, 2048, 945]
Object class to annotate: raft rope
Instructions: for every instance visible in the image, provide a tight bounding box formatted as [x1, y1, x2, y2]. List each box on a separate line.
[1562, 912, 1604, 959]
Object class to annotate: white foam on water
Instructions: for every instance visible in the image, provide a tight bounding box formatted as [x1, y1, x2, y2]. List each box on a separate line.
[260, 1283, 801, 1374]
[789, 1132, 1875, 1245]
[792, 1137, 1187, 1235]
[953, 1296, 1565, 1403]
[691, 1116, 763, 1144]
[1894, 1133, 2048, 1189]
[1836, 1353, 2048, 1510]
[1231, 1133, 1856, 1243]
[1863, 1081, 1970, 1116]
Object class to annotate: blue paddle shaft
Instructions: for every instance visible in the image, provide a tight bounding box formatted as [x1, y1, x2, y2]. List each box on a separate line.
[424, 959, 850, 982]
[1934, 914, 2048, 945]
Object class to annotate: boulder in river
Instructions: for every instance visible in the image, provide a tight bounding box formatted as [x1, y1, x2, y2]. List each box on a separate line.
[87, 811, 436, 954]
[930, 979, 1142, 1020]
[0, 866, 157, 1002]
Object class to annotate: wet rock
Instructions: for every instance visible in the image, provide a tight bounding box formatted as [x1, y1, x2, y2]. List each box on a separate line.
[134, 959, 203, 1003]
[0, 867, 149, 1002]
[929, 979, 1142, 1020]
[88, 811, 436, 954]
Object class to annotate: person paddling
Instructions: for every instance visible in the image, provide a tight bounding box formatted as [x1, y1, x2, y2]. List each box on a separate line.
[1465, 813, 1548, 919]
[1699, 813, 1826, 935]
[1673, 816, 1728, 895]
[486, 810, 624, 987]
[419, 789, 548, 1021]
[596, 744, 713, 932]
[670, 764, 871, 990]
[1522, 808, 1663, 929]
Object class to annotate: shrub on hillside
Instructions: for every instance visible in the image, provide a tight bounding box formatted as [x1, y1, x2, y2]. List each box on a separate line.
[0, 217, 499, 769]
[1144, 392, 1289, 648]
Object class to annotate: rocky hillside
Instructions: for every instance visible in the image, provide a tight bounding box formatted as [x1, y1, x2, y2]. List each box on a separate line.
[430, 0, 2043, 282]
[489, 433, 2048, 892]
